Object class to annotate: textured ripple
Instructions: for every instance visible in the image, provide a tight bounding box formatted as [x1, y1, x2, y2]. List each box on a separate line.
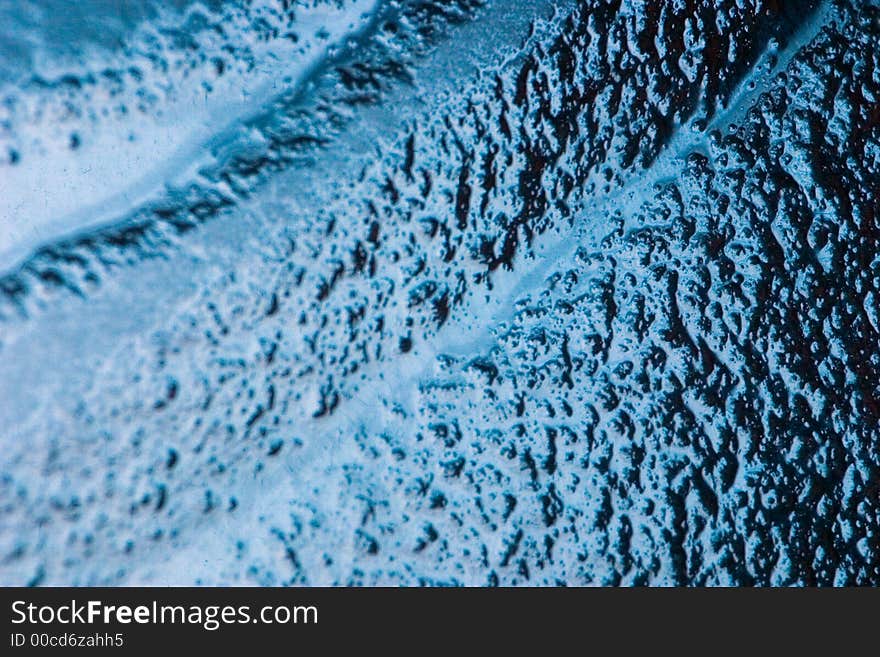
[0, 0, 878, 586]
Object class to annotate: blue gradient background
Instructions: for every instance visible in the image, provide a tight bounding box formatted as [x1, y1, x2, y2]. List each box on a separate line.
[0, 0, 878, 586]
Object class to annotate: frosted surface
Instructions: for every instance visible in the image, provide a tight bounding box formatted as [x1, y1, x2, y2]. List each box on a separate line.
[0, 0, 878, 586]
